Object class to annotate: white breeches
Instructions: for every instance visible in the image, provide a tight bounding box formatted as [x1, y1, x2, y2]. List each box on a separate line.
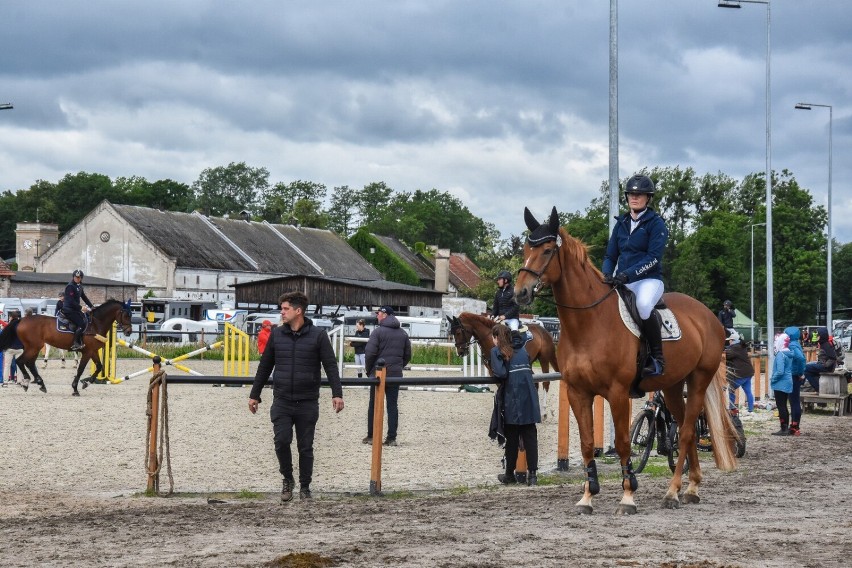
[625, 278, 664, 320]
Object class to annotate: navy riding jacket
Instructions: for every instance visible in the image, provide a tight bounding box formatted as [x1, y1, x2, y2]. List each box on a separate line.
[62, 281, 94, 313]
[601, 208, 668, 282]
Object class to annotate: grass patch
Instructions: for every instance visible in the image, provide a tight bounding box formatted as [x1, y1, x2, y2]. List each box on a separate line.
[448, 485, 470, 496]
[236, 489, 262, 499]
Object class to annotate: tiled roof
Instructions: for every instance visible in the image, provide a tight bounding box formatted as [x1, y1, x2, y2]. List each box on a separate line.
[449, 253, 481, 290]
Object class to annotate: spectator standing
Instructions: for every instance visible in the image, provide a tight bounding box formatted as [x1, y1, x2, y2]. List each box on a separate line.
[784, 326, 807, 436]
[2, 310, 24, 386]
[363, 306, 411, 447]
[770, 333, 793, 436]
[350, 319, 370, 378]
[725, 331, 755, 414]
[490, 324, 540, 486]
[803, 327, 837, 393]
[257, 320, 272, 355]
[718, 300, 736, 335]
[248, 291, 344, 503]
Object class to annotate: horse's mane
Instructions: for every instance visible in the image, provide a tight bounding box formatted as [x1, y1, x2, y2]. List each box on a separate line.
[92, 298, 124, 317]
[559, 228, 604, 280]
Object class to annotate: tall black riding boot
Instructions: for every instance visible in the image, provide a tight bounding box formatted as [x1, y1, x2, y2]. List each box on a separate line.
[641, 310, 665, 377]
[70, 328, 84, 351]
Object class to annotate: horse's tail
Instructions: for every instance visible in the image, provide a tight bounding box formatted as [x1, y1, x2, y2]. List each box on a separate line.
[0, 319, 21, 351]
[704, 362, 738, 472]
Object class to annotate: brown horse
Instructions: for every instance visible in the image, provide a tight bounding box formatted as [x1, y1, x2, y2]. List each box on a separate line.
[514, 207, 737, 514]
[447, 312, 560, 419]
[0, 299, 133, 396]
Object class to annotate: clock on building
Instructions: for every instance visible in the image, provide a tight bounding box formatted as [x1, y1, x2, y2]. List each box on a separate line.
[22, 239, 33, 250]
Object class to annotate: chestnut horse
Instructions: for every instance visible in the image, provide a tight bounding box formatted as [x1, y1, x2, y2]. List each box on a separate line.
[447, 312, 560, 419]
[515, 207, 737, 514]
[0, 299, 133, 396]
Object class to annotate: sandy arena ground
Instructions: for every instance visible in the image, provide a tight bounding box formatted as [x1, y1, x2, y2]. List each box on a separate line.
[0, 358, 850, 567]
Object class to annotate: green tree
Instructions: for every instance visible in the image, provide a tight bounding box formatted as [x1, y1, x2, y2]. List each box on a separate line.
[192, 162, 269, 217]
[261, 180, 327, 225]
[327, 185, 359, 236]
[357, 182, 394, 227]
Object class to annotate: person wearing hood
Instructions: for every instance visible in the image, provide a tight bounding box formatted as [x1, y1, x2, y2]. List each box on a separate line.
[363, 306, 412, 447]
[725, 331, 755, 414]
[770, 333, 794, 436]
[490, 324, 541, 486]
[784, 326, 807, 436]
[803, 327, 837, 394]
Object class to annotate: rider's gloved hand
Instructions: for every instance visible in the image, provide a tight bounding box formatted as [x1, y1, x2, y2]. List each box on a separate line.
[604, 273, 628, 286]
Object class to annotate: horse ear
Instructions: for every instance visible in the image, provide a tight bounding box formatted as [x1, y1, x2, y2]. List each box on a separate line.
[524, 207, 540, 232]
[446, 315, 453, 324]
[548, 207, 560, 234]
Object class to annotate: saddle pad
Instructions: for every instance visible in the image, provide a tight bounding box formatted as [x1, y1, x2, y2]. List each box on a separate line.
[617, 296, 682, 341]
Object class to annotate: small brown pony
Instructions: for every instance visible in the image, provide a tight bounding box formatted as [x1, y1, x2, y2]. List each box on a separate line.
[447, 312, 560, 419]
[0, 299, 133, 396]
[515, 207, 737, 514]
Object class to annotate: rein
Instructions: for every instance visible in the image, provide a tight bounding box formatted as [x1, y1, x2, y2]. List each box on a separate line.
[518, 239, 618, 311]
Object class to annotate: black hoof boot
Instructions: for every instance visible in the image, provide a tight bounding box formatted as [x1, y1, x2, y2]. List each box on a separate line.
[72, 390, 80, 397]
[81, 378, 90, 390]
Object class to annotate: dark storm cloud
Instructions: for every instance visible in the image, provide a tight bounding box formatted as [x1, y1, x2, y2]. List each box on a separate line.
[0, 1, 850, 241]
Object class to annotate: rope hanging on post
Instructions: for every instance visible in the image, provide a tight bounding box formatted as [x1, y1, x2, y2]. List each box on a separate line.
[145, 368, 174, 496]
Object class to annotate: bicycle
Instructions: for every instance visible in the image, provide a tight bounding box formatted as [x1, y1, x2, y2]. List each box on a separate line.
[628, 390, 676, 473]
[667, 388, 746, 473]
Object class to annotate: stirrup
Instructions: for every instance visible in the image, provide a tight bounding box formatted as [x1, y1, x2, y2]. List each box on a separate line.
[642, 357, 664, 377]
[70, 343, 83, 352]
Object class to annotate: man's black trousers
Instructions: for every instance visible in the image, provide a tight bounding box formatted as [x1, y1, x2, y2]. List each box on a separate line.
[270, 398, 319, 488]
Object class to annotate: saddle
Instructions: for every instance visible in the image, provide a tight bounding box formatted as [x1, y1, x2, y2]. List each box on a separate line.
[615, 288, 681, 341]
[56, 313, 90, 334]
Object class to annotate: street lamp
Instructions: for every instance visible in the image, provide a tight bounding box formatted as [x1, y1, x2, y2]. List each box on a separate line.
[719, 0, 774, 373]
[795, 102, 833, 328]
[749, 222, 766, 342]
[0, 103, 13, 110]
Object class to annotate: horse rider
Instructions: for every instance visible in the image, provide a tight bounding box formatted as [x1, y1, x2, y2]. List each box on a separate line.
[492, 270, 521, 335]
[718, 299, 736, 336]
[601, 174, 670, 394]
[63, 269, 94, 351]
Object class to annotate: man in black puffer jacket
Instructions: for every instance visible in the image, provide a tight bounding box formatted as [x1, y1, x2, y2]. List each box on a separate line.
[249, 291, 344, 503]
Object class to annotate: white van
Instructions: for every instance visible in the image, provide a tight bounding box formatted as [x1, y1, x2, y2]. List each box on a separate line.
[148, 317, 220, 344]
[0, 298, 24, 321]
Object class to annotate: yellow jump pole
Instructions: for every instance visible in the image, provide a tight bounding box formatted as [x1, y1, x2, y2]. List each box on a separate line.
[369, 362, 387, 496]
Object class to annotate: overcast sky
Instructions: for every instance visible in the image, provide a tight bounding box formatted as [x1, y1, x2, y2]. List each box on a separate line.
[1, 1, 850, 244]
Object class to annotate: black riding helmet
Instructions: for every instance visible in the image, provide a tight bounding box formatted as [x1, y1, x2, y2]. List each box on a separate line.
[72, 269, 84, 278]
[623, 175, 655, 201]
[496, 270, 513, 282]
[723, 300, 733, 308]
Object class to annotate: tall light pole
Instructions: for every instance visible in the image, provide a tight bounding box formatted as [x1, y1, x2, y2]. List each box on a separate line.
[795, 102, 833, 328]
[750, 222, 766, 342]
[608, 0, 619, 234]
[719, 0, 773, 374]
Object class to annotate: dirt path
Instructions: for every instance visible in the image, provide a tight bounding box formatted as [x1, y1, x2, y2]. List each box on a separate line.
[1, 360, 850, 566]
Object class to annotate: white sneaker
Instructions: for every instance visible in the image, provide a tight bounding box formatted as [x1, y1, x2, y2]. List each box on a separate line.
[61, 359, 66, 368]
[42, 360, 48, 369]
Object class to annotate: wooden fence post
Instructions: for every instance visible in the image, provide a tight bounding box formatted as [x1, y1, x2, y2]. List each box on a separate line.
[556, 376, 570, 470]
[146, 356, 161, 493]
[369, 361, 387, 496]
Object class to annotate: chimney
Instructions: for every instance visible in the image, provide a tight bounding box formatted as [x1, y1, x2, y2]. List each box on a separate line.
[434, 248, 450, 293]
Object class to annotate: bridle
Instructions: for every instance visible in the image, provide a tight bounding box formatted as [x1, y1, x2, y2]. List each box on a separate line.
[450, 322, 477, 355]
[518, 234, 617, 311]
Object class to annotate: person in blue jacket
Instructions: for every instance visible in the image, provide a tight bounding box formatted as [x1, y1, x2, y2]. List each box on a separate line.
[770, 333, 794, 436]
[490, 324, 540, 486]
[784, 326, 807, 436]
[601, 174, 670, 394]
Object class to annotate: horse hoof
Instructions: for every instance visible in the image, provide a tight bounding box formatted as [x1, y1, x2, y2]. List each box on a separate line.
[21, 385, 28, 393]
[576, 505, 594, 515]
[662, 497, 680, 509]
[81, 381, 89, 390]
[682, 493, 700, 505]
[615, 504, 637, 516]
[39, 385, 47, 393]
[72, 391, 80, 397]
